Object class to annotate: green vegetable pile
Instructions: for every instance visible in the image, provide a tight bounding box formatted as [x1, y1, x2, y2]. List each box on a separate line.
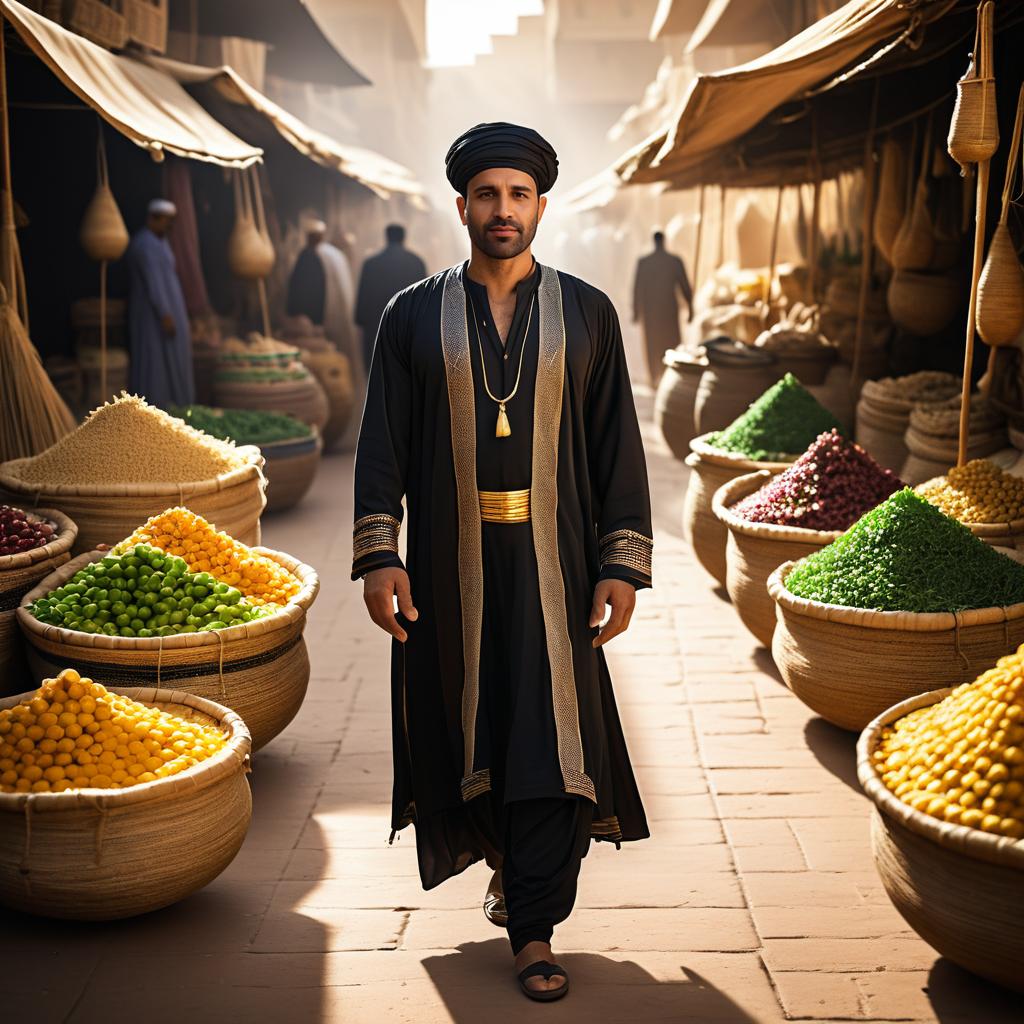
[29, 544, 265, 637]
[709, 373, 844, 461]
[171, 405, 311, 446]
[785, 489, 1024, 612]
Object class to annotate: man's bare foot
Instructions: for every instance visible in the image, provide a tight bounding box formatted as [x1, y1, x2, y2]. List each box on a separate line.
[514, 940, 566, 994]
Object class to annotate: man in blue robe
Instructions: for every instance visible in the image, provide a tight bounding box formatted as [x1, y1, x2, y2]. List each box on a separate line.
[126, 199, 195, 408]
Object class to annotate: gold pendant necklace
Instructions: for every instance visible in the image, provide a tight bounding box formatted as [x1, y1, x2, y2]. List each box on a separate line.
[468, 291, 535, 439]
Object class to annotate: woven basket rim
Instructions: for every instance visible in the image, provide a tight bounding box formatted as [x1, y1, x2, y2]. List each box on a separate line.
[259, 428, 323, 454]
[767, 560, 1024, 630]
[0, 508, 78, 572]
[0, 686, 251, 815]
[915, 478, 1024, 536]
[0, 446, 264, 498]
[689, 432, 795, 470]
[856, 687, 1024, 870]
[16, 546, 319, 651]
[711, 471, 846, 543]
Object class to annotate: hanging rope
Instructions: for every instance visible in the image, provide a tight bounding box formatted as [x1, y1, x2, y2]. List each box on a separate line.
[852, 79, 881, 387]
[692, 183, 705, 304]
[96, 123, 110, 400]
[716, 186, 727, 268]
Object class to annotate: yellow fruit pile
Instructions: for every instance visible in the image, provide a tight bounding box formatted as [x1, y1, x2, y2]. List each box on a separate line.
[917, 459, 1024, 525]
[873, 647, 1024, 839]
[0, 670, 227, 794]
[118, 507, 300, 607]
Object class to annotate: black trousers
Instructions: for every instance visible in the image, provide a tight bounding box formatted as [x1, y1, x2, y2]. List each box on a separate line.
[500, 797, 593, 955]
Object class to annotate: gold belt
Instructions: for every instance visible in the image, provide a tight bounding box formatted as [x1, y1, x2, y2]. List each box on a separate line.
[479, 488, 531, 523]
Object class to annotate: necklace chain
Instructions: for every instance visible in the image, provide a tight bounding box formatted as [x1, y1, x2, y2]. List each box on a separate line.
[468, 291, 535, 408]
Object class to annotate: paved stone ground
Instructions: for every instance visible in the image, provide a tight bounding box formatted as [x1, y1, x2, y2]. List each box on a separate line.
[3, 394, 1020, 1023]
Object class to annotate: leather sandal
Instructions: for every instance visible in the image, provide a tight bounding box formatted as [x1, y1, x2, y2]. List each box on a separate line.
[517, 961, 569, 1002]
[483, 868, 508, 928]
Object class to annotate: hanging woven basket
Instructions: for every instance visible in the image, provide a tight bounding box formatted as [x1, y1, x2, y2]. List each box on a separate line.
[947, 1, 999, 173]
[874, 137, 907, 263]
[887, 269, 962, 335]
[891, 116, 936, 272]
[227, 169, 274, 280]
[79, 131, 128, 263]
[858, 689, 1024, 993]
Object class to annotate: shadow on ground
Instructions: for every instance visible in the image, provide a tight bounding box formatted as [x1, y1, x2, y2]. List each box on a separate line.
[423, 939, 759, 1024]
[803, 717, 860, 793]
[927, 958, 1022, 1021]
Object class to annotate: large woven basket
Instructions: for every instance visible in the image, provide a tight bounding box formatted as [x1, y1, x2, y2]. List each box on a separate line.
[916, 475, 1024, 551]
[654, 351, 706, 461]
[858, 689, 1024, 991]
[300, 348, 355, 452]
[900, 424, 1007, 485]
[768, 562, 1024, 731]
[683, 435, 792, 587]
[0, 509, 76, 684]
[262, 430, 323, 514]
[693, 363, 781, 436]
[0, 686, 250, 920]
[214, 375, 329, 434]
[15, 549, 319, 750]
[855, 398, 912, 472]
[713, 473, 840, 647]
[0, 447, 266, 556]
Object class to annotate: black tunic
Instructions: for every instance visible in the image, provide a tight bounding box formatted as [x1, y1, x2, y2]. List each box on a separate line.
[352, 261, 652, 890]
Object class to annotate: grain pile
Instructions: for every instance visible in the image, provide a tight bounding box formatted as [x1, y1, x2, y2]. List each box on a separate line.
[6, 394, 245, 486]
[918, 459, 1024, 525]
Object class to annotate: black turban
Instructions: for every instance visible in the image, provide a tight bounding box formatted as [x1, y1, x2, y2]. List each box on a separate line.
[445, 122, 558, 196]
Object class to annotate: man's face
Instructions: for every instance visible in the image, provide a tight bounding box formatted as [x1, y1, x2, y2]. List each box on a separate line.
[457, 168, 546, 260]
[148, 213, 174, 237]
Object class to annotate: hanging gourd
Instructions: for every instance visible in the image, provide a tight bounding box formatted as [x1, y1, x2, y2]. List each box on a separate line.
[227, 166, 274, 280]
[891, 115, 936, 272]
[79, 125, 128, 402]
[948, 0, 998, 175]
[977, 83, 1024, 347]
[79, 128, 128, 263]
[873, 136, 907, 263]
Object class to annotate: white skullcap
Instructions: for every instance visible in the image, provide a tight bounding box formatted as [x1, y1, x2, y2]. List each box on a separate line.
[302, 216, 327, 234]
[148, 199, 177, 217]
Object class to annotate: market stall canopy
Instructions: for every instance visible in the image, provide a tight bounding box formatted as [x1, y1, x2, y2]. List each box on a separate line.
[649, 0, 708, 40]
[0, 0, 261, 167]
[167, 0, 369, 88]
[618, 0, 978, 189]
[560, 169, 625, 215]
[150, 57, 425, 202]
[685, 0, 835, 54]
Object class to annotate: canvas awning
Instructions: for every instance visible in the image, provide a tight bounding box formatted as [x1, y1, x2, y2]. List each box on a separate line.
[649, 0, 707, 40]
[150, 56, 426, 202]
[0, 0, 262, 167]
[619, 0, 962, 189]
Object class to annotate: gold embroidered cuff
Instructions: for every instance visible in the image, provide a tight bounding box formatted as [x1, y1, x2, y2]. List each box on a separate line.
[599, 528, 653, 580]
[353, 513, 401, 561]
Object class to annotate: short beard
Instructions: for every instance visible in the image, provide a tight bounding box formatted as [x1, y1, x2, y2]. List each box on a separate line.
[467, 212, 538, 260]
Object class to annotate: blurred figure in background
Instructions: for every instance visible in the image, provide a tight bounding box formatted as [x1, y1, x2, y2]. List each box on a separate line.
[632, 230, 693, 387]
[354, 223, 426, 369]
[127, 199, 195, 408]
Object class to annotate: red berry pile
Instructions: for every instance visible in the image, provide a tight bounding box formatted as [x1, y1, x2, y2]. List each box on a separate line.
[0, 505, 56, 556]
[732, 430, 904, 531]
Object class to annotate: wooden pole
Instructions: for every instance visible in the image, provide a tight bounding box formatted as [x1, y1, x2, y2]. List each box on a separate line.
[256, 277, 271, 338]
[763, 185, 784, 323]
[100, 259, 108, 400]
[692, 183, 705, 300]
[852, 79, 881, 388]
[716, 186, 727, 268]
[958, 159, 991, 467]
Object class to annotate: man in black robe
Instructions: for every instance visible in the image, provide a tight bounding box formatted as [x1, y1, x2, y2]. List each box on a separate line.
[354, 223, 427, 371]
[633, 229, 693, 386]
[286, 219, 328, 324]
[352, 122, 651, 1002]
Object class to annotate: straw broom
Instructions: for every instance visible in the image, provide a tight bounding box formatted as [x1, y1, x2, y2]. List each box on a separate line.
[0, 19, 75, 463]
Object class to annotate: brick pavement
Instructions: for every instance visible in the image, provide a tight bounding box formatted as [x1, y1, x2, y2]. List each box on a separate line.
[3, 395, 1020, 1023]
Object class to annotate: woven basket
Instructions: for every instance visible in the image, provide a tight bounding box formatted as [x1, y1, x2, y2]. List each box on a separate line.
[873, 137, 908, 264]
[123, 0, 167, 53]
[713, 472, 841, 647]
[262, 431, 323, 514]
[947, 2, 999, 172]
[900, 423, 1007, 485]
[768, 561, 1024, 731]
[693, 364, 783, 436]
[0, 686, 251, 920]
[654, 352, 706, 460]
[683, 435, 792, 586]
[858, 689, 1024, 991]
[214, 376, 330, 434]
[887, 269, 962, 336]
[16, 549, 319, 750]
[855, 398, 912, 472]
[0, 510, 76, 685]
[0, 447, 266, 556]
[65, 0, 128, 49]
[977, 224, 1024, 348]
[300, 347, 354, 451]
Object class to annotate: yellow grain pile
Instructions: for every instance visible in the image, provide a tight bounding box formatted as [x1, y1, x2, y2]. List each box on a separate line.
[873, 647, 1024, 839]
[917, 459, 1024, 524]
[6, 394, 246, 486]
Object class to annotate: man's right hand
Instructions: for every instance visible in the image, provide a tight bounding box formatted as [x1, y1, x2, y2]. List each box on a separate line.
[160, 314, 176, 338]
[363, 567, 418, 642]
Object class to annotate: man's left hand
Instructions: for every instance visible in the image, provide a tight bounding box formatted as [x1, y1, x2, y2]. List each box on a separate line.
[589, 578, 636, 648]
